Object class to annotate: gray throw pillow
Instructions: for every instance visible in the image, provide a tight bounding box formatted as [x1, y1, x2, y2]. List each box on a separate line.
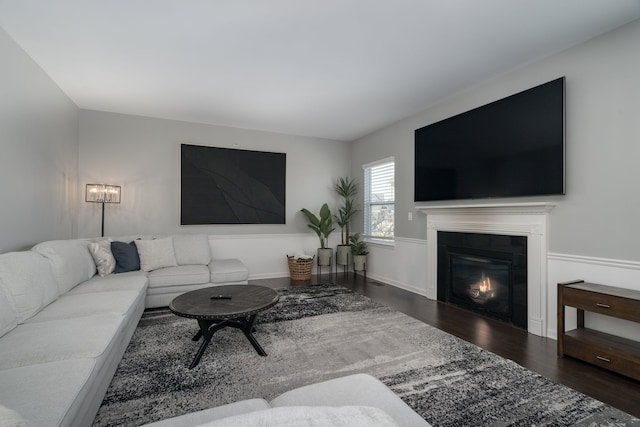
[111, 241, 141, 273]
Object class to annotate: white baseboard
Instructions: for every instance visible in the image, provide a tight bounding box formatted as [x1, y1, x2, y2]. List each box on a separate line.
[248, 271, 291, 280]
[365, 271, 427, 297]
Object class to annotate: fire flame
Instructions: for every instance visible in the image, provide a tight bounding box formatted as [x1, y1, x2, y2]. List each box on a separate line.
[468, 273, 496, 301]
[478, 276, 491, 293]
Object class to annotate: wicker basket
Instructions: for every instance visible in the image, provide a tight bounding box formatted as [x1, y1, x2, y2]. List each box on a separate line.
[287, 255, 314, 280]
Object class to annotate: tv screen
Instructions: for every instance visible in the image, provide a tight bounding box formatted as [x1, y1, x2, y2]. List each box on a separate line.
[414, 77, 565, 202]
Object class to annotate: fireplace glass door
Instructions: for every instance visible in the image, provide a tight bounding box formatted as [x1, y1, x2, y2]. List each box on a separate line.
[449, 254, 512, 321]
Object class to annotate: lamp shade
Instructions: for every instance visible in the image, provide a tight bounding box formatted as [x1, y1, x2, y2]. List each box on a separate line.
[85, 184, 121, 203]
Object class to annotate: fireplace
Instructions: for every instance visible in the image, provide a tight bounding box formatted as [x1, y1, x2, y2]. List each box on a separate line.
[437, 231, 527, 329]
[419, 203, 554, 337]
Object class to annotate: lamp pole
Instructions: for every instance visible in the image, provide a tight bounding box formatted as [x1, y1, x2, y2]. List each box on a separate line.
[101, 202, 106, 237]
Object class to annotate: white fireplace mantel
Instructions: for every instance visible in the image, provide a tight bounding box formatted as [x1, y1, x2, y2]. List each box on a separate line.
[416, 202, 555, 337]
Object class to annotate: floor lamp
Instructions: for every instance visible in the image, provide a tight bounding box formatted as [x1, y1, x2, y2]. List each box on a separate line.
[85, 184, 121, 237]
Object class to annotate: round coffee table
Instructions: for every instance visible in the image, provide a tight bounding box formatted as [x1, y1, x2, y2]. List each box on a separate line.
[169, 285, 279, 369]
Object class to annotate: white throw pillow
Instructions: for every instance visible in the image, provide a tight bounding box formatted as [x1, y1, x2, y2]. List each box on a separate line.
[172, 234, 212, 265]
[88, 239, 116, 276]
[0, 287, 17, 338]
[0, 403, 29, 427]
[135, 237, 178, 272]
[0, 251, 59, 323]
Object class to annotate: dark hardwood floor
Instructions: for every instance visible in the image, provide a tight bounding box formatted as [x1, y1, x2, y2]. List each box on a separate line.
[251, 273, 640, 419]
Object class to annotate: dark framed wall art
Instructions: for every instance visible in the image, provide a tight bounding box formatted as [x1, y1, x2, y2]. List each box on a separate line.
[181, 144, 286, 224]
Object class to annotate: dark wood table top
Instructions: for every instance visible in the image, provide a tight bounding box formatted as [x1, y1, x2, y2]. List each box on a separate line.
[169, 285, 279, 320]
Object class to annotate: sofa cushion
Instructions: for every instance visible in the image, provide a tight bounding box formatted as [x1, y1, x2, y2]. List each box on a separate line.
[135, 237, 178, 272]
[141, 399, 271, 427]
[111, 241, 141, 273]
[0, 287, 17, 338]
[201, 406, 399, 427]
[32, 240, 96, 293]
[0, 251, 59, 323]
[173, 234, 212, 266]
[105, 234, 152, 243]
[145, 285, 220, 306]
[25, 290, 142, 322]
[0, 403, 29, 427]
[209, 259, 249, 283]
[88, 238, 116, 276]
[271, 374, 431, 427]
[0, 313, 123, 369]
[148, 265, 210, 288]
[0, 359, 95, 427]
[67, 270, 148, 295]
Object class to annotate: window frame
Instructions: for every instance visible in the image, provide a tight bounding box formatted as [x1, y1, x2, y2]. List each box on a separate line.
[362, 157, 395, 244]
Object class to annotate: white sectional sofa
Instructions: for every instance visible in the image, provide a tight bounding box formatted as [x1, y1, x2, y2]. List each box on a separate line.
[138, 234, 249, 308]
[0, 234, 430, 427]
[0, 234, 249, 427]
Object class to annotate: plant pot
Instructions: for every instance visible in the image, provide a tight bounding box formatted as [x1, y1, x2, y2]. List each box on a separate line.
[336, 245, 351, 266]
[353, 254, 367, 272]
[317, 248, 333, 266]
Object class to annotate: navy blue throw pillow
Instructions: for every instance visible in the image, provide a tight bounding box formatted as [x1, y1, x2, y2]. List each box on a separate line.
[111, 241, 141, 273]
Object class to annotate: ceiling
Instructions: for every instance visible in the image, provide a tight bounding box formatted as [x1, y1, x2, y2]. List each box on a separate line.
[1, 1, 639, 141]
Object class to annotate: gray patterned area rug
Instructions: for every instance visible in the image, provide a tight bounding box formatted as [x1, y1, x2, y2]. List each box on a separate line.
[94, 284, 638, 426]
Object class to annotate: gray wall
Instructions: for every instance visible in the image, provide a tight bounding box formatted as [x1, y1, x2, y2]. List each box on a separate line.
[4, 16, 640, 263]
[352, 18, 640, 261]
[78, 110, 350, 238]
[0, 27, 79, 252]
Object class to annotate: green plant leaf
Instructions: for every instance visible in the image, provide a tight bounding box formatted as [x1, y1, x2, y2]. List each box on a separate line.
[335, 177, 358, 199]
[301, 204, 334, 248]
[300, 208, 320, 227]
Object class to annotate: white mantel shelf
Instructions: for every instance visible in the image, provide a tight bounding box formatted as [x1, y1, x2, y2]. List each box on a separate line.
[416, 202, 556, 215]
[419, 201, 556, 337]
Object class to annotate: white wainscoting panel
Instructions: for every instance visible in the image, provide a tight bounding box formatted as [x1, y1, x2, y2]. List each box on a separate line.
[208, 233, 335, 279]
[365, 237, 428, 296]
[207, 233, 428, 296]
[548, 253, 640, 341]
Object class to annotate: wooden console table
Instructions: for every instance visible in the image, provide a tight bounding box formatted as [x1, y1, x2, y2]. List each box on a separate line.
[557, 280, 640, 381]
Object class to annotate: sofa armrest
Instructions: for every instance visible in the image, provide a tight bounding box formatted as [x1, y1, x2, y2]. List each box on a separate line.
[194, 406, 399, 427]
[141, 399, 270, 427]
[270, 374, 431, 427]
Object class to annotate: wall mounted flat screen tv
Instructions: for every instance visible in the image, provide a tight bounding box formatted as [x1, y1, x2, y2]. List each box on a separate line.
[414, 77, 565, 202]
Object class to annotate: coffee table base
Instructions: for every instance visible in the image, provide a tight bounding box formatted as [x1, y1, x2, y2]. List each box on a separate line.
[189, 314, 266, 369]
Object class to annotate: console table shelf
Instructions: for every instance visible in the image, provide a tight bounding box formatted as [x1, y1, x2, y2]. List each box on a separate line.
[558, 280, 640, 381]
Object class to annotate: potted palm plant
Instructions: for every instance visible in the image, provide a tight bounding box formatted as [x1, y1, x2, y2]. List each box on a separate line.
[349, 232, 368, 272]
[300, 203, 335, 266]
[334, 177, 358, 266]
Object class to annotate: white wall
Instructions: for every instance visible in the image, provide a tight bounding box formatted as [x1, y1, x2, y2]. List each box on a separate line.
[4, 15, 640, 300]
[351, 19, 640, 334]
[353, 19, 640, 260]
[78, 110, 351, 274]
[366, 237, 427, 296]
[0, 27, 79, 252]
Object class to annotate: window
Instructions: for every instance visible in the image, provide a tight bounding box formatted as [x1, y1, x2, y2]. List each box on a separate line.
[363, 157, 395, 241]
